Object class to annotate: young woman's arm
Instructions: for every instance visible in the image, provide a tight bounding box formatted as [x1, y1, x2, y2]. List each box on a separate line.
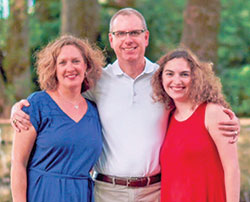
[205, 103, 240, 202]
[11, 126, 37, 202]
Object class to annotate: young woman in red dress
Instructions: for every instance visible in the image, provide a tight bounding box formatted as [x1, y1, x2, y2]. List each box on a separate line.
[152, 49, 240, 202]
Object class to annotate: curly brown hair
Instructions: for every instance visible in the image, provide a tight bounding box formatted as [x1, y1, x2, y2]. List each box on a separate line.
[151, 48, 230, 109]
[36, 35, 106, 92]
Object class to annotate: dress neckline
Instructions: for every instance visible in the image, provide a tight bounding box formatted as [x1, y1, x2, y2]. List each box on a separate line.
[43, 91, 89, 124]
[173, 103, 206, 123]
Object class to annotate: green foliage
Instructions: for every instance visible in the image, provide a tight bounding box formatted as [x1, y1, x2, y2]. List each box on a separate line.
[98, 7, 116, 63]
[99, 0, 185, 63]
[29, 1, 60, 50]
[218, 0, 250, 71]
[29, 1, 60, 91]
[136, 0, 185, 61]
[0, 0, 250, 116]
[221, 65, 250, 116]
[0, 18, 7, 48]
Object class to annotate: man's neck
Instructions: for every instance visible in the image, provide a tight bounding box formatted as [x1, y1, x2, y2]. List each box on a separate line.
[118, 58, 146, 79]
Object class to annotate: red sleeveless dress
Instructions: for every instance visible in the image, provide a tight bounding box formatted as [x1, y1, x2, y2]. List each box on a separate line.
[160, 103, 226, 202]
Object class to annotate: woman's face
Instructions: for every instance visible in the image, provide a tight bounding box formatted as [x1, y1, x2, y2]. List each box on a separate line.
[56, 45, 86, 91]
[162, 57, 192, 103]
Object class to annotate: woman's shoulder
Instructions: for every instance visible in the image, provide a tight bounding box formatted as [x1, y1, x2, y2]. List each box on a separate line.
[85, 99, 99, 117]
[205, 102, 231, 125]
[27, 91, 48, 103]
[206, 103, 225, 115]
[23, 91, 51, 113]
[86, 98, 97, 110]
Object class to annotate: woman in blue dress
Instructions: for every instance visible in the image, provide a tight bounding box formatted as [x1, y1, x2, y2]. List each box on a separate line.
[11, 35, 105, 202]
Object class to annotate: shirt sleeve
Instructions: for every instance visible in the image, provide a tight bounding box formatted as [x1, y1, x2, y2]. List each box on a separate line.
[82, 88, 96, 102]
[22, 93, 41, 132]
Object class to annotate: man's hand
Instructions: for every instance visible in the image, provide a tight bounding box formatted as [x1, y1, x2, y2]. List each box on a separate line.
[10, 99, 31, 132]
[218, 108, 240, 144]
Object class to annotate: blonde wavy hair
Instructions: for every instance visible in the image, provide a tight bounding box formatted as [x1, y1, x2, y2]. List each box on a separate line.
[36, 35, 106, 92]
[152, 48, 230, 109]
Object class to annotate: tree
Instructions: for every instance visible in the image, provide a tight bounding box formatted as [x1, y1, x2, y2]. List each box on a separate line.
[61, 0, 100, 42]
[2, 0, 30, 116]
[103, 0, 135, 8]
[181, 0, 221, 70]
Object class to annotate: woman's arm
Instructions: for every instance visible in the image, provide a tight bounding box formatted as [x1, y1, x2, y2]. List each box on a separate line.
[11, 125, 37, 202]
[205, 103, 240, 202]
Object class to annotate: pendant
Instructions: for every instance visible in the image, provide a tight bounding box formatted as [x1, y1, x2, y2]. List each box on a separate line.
[74, 105, 79, 109]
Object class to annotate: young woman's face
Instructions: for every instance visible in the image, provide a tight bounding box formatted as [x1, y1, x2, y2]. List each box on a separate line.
[56, 45, 86, 91]
[162, 57, 192, 103]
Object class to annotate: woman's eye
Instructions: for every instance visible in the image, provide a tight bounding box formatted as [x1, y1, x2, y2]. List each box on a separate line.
[181, 72, 190, 77]
[73, 60, 80, 63]
[59, 61, 66, 65]
[165, 72, 173, 76]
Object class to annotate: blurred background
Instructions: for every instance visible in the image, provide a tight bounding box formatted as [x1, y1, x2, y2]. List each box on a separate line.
[0, 0, 249, 201]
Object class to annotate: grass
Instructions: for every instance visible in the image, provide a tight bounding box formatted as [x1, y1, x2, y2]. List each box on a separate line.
[238, 119, 250, 202]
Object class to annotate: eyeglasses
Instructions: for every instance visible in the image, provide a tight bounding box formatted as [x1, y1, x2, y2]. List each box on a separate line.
[111, 29, 146, 38]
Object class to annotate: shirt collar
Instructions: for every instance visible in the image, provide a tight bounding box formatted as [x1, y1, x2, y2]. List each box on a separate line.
[112, 57, 157, 76]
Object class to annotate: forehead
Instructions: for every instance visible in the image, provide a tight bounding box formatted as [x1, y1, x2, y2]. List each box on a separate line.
[164, 58, 191, 71]
[58, 45, 82, 58]
[112, 14, 144, 31]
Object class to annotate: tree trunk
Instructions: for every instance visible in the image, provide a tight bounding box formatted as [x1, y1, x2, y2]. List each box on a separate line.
[104, 0, 136, 8]
[181, 0, 221, 70]
[61, 0, 100, 42]
[35, 0, 58, 22]
[2, 0, 30, 116]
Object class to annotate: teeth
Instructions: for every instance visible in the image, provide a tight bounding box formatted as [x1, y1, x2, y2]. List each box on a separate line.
[124, 47, 135, 50]
[66, 74, 77, 78]
[171, 87, 184, 91]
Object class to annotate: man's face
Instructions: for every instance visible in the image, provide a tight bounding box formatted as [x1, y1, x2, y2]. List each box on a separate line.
[109, 14, 149, 65]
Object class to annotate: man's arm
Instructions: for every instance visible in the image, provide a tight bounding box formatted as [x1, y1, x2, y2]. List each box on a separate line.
[218, 108, 240, 143]
[10, 99, 31, 132]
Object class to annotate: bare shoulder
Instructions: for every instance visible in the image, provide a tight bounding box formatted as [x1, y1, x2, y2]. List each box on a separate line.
[205, 103, 230, 129]
[206, 103, 230, 120]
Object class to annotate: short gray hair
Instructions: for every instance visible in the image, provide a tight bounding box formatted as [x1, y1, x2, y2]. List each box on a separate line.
[109, 8, 147, 32]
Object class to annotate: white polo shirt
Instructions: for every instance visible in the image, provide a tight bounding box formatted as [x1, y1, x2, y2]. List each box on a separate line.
[84, 58, 169, 177]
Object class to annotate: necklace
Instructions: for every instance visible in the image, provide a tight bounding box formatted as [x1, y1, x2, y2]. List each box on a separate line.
[57, 90, 82, 110]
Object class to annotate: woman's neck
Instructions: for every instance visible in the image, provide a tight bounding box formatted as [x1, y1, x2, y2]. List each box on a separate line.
[57, 87, 81, 100]
[174, 101, 198, 121]
[49, 86, 83, 106]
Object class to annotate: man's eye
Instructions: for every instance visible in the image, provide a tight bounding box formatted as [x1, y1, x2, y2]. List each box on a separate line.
[130, 31, 140, 36]
[117, 32, 126, 37]
[73, 60, 80, 63]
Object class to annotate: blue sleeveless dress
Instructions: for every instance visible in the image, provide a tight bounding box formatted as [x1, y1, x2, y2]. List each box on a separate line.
[22, 91, 103, 202]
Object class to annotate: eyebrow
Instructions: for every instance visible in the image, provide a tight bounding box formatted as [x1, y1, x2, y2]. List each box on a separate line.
[58, 56, 82, 60]
[163, 69, 190, 73]
[163, 69, 173, 72]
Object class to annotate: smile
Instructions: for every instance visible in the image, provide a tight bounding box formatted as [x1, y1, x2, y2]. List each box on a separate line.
[122, 47, 137, 51]
[170, 86, 185, 91]
[65, 74, 78, 79]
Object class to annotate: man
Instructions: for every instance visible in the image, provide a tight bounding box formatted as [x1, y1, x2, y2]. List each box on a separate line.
[11, 8, 239, 202]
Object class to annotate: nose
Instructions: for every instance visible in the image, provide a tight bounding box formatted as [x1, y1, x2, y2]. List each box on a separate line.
[172, 75, 181, 84]
[124, 34, 133, 44]
[65, 61, 75, 71]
